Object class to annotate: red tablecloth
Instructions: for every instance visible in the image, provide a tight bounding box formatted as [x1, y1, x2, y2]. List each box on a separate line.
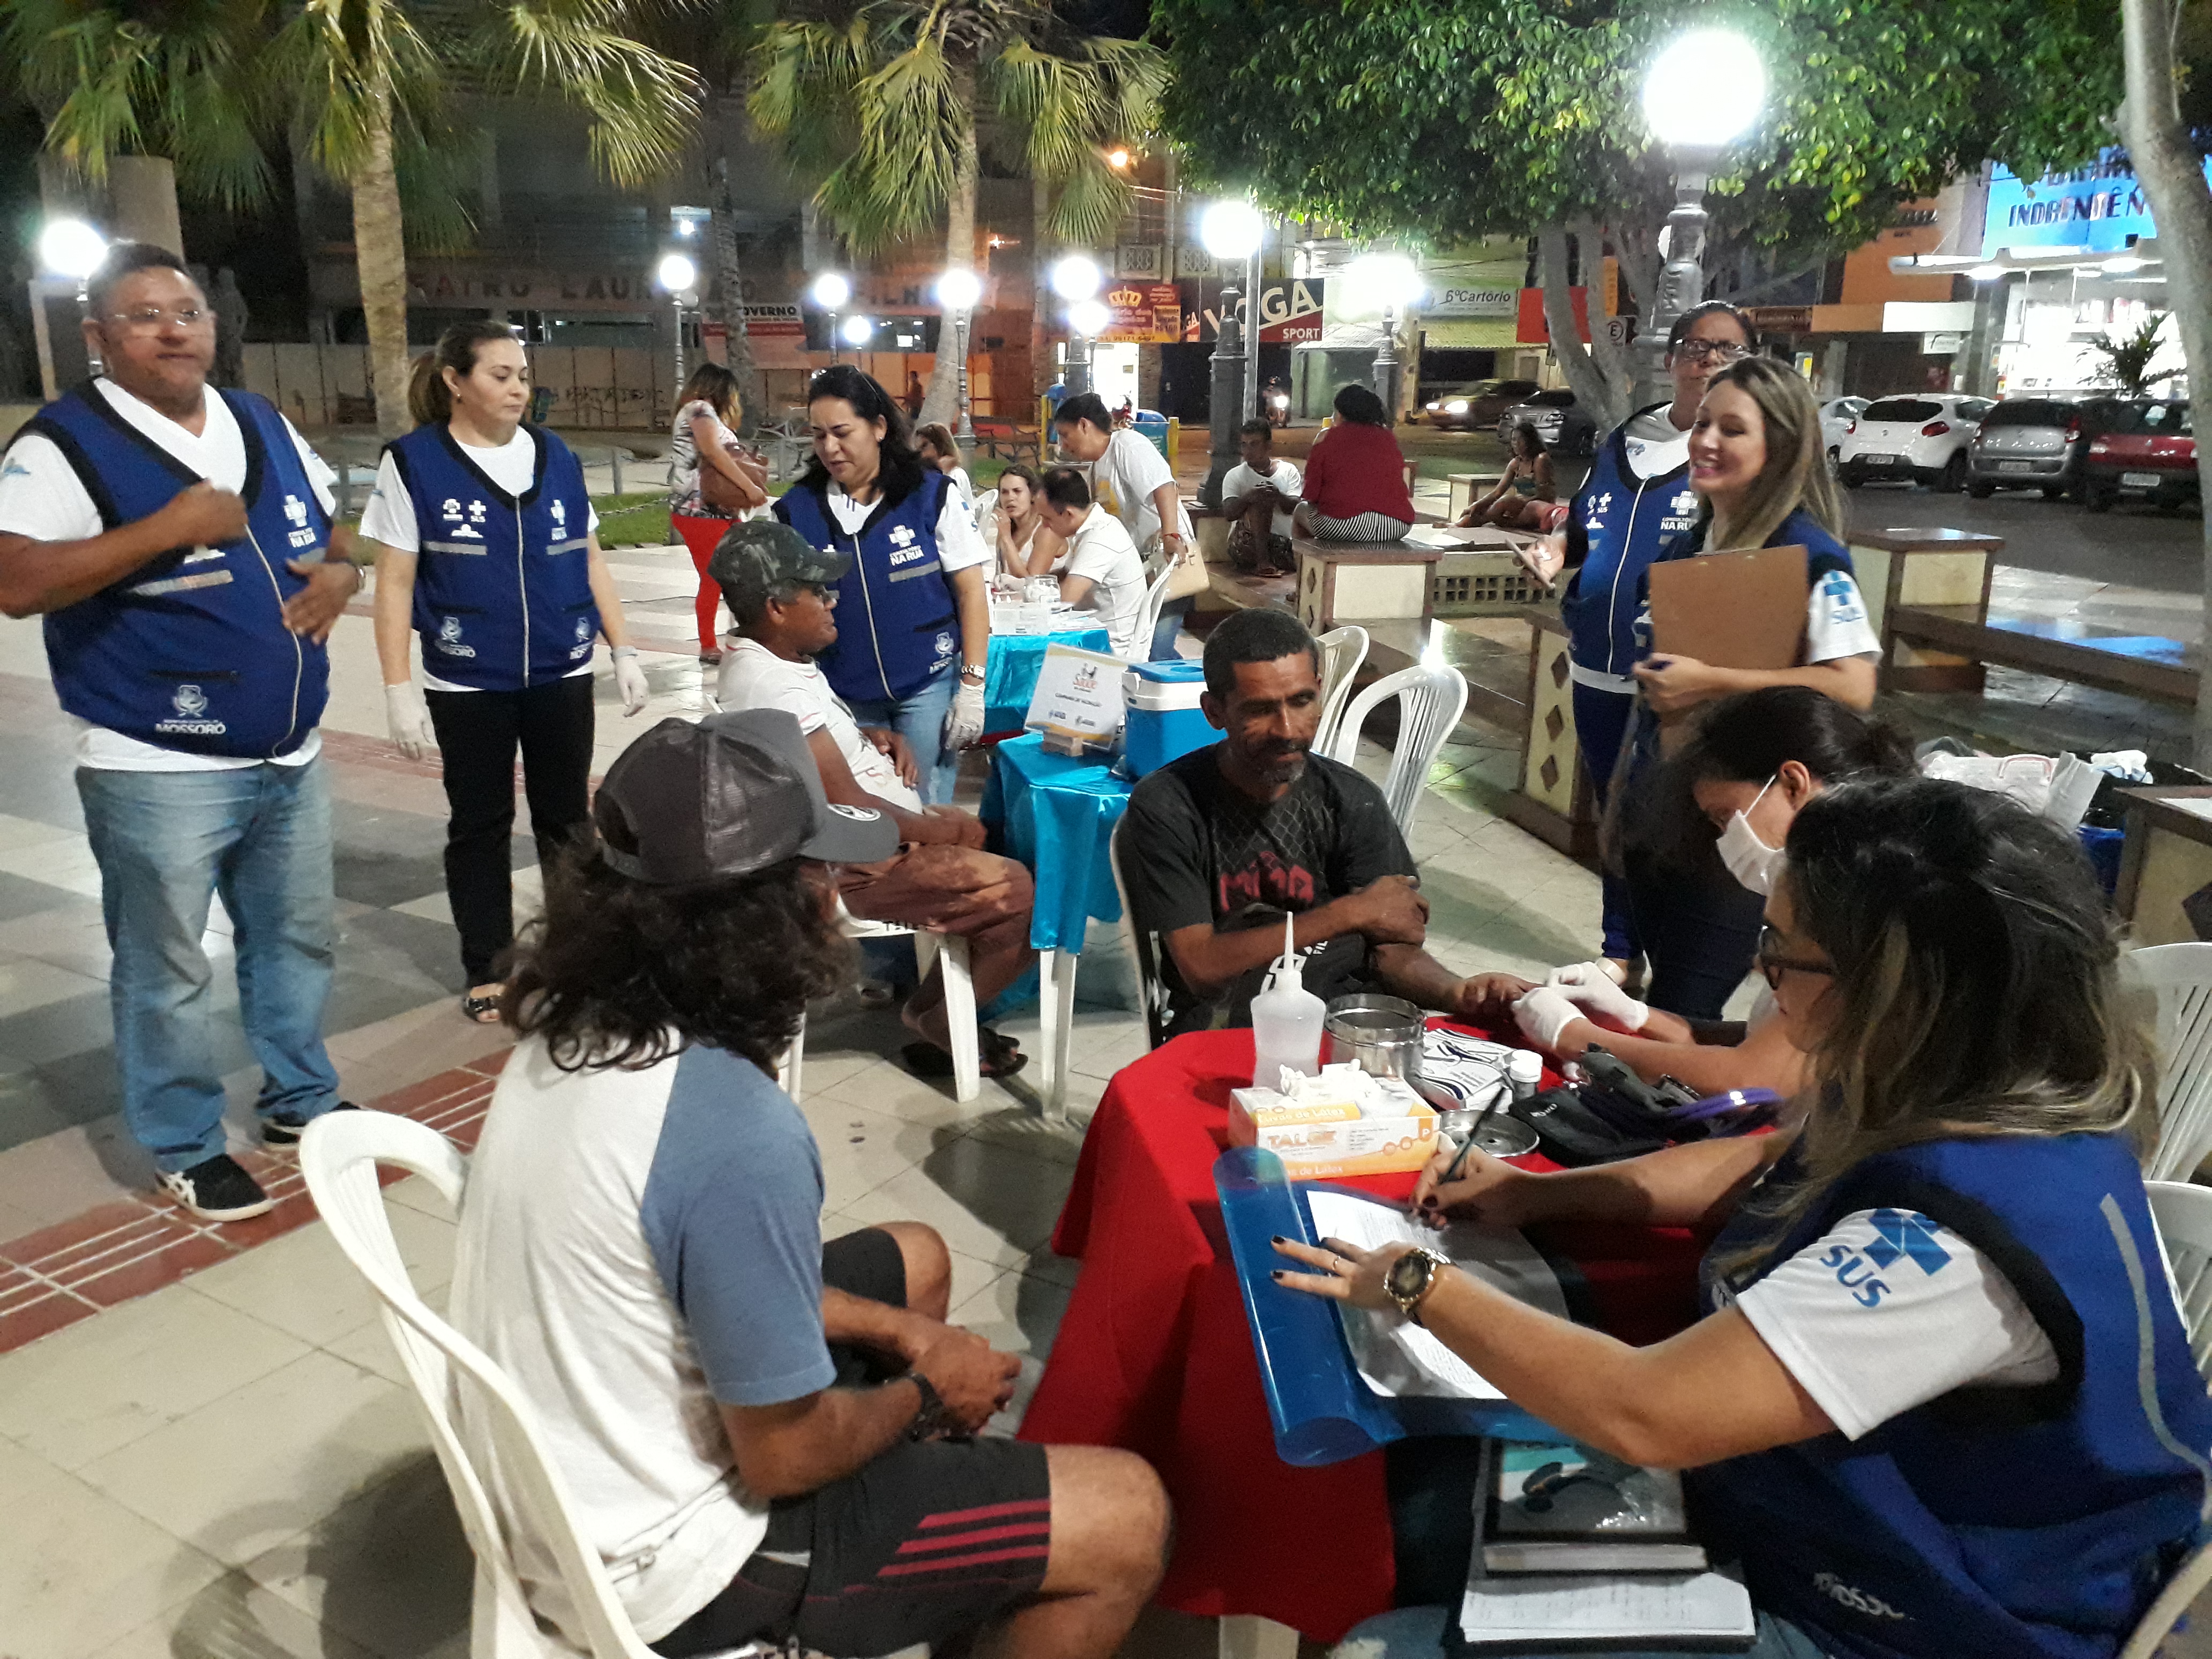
[1017, 1027, 1710, 1643]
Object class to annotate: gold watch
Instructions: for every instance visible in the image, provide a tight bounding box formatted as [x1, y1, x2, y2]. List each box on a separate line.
[1384, 1246, 1453, 1325]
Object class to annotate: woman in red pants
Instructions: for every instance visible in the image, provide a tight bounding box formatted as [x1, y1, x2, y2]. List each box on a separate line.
[667, 364, 768, 663]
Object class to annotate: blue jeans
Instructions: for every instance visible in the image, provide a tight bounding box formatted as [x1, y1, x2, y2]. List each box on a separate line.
[1572, 681, 1639, 962]
[1331, 1603, 1828, 1659]
[1150, 596, 1194, 661]
[79, 759, 342, 1172]
[848, 670, 959, 806]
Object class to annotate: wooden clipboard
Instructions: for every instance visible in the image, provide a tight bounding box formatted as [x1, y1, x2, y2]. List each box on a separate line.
[1647, 544, 1807, 669]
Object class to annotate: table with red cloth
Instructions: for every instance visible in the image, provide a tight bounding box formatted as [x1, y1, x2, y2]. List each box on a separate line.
[1016, 1025, 1713, 1644]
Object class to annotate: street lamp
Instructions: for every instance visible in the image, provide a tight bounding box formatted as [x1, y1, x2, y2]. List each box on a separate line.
[810, 271, 851, 362]
[656, 252, 699, 392]
[1635, 28, 1766, 404]
[1198, 200, 1266, 502]
[840, 314, 875, 353]
[936, 267, 983, 438]
[1051, 256, 1103, 394]
[39, 219, 107, 283]
[1348, 251, 1424, 421]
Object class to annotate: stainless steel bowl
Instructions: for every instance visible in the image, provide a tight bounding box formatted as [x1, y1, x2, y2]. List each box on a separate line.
[1322, 993, 1425, 1084]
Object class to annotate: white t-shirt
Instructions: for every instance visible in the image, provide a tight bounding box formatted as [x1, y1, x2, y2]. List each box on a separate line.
[1727, 1207, 2059, 1441]
[361, 430, 603, 693]
[1802, 566, 1881, 663]
[817, 480, 990, 574]
[715, 638, 922, 812]
[1222, 458, 1304, 540]
[1060, 504, 1149, 661]
[1086, 428, 1190, 551]
[945, 465, 975, 503]
[0, 378, 338, 771]
[1620, 406, 1692, 481]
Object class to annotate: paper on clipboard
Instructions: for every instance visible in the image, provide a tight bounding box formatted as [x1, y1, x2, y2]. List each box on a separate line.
[1023, 642, 1126, 743]
[1647, 544, 1807, 670]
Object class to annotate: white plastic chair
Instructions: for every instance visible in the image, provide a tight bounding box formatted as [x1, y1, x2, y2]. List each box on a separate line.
[1109, 819, 1172, 1052]
[2120, 1179, 2212, 1658]
[298, 1110, 778, 1659]
[782, 917, 977, 1105]
[2131, 943, 2212, 1181]
[1130, 562, 1178, 662]
[1322, 663, 1469, 843]
[1312, 624, 1371, 756]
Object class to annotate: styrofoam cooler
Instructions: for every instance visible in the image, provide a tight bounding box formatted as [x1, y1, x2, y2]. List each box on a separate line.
[1123, 660, 1212, 777]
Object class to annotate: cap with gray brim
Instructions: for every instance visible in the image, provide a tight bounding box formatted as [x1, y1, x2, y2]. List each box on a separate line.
[593, 708, 897, 884]
[707, 519, 852, 618]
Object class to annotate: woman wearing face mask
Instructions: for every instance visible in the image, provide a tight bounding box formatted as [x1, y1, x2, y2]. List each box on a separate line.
[369, 322, 651, 1021]
[1301, 778, 2211, 1659]
[1512, 688, 1915, 1090]
[1610, 356, 1883, 1020]
[1519, 303, 1755, 987]
[772, 367, 993, 805]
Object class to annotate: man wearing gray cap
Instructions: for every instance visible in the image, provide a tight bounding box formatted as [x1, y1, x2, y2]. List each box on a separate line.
[448, 707, 1169, 1659]
[711, 519, 1037, 1081]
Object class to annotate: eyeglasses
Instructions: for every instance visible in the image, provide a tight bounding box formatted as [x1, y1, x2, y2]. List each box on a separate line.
[1755, 924, 1833, 990]
[104, 306, 212, 333]
[1673, 339, 1751, 364]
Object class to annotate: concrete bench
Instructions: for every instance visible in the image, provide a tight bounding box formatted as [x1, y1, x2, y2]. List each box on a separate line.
[1886, 607, 2198, 706]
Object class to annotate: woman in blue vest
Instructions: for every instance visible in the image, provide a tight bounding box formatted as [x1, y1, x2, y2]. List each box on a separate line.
[1605, 354, 1880, 1020]
[366, 322, 650, 1021]
[773, 366, 992, 804]
[1524, 301, 1755, 985]
[1287, 776, 2212, 1659]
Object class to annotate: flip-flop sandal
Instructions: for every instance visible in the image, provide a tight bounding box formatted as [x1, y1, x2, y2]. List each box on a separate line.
[901, 1029, 1027, 1080]
[461, 991, 504, 1023]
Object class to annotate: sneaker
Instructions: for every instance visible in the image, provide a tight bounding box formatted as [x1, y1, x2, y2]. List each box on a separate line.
[699, 647, 723, 666]
[261, 1099, 361, 1148]
[158, 1153, 275, 1222]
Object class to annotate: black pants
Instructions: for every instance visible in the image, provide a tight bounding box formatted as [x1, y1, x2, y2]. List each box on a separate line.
[1623, 842, 1767, 1021]
[425, 675, 595, 985]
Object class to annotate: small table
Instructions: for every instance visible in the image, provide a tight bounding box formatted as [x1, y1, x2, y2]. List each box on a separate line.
[1018, 1027, 1708, 1646]
[984, 626, 1112, 738]
[981, 734, 1136, 1118]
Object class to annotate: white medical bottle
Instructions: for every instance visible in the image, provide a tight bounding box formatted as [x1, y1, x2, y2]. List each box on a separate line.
[1250, 912, 1326, 1088]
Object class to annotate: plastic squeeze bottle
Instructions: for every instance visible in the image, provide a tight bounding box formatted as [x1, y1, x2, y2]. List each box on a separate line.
[1250, 912, 1326, 1088]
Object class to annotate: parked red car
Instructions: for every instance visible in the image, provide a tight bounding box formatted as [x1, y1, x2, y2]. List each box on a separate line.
[2082, 400, 2199, 513]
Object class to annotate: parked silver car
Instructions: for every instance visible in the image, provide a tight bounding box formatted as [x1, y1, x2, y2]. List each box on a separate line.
[1965, 394, 2126, 501]
[1499, 387, 1599, 457]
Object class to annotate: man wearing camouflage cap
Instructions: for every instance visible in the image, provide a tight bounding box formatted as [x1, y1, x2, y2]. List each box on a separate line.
[712, 519, 1037, 1082]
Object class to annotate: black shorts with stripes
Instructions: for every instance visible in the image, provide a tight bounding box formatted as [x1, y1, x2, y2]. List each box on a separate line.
[651, 1230, 1053, 1658]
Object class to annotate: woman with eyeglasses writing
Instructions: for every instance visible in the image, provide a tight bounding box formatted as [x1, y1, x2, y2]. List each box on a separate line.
[1521, 302, 1756, 992]
[1291, 778, 2212, 1659]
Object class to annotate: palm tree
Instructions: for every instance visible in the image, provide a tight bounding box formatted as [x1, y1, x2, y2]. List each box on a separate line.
[749, 0, 1164, 427]
[8, 0, 703, 437]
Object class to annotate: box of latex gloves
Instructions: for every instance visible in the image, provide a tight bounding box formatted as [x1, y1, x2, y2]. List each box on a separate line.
[1230, 1062, 1440, 1179]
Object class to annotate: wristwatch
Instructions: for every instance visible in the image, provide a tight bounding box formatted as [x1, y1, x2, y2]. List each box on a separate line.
[907, 1371, 957, 1441]
[1384, 1246, 1453, 1325]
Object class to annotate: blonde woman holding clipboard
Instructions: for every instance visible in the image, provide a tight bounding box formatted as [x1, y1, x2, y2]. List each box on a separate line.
[1608, 357, 1881, 1021]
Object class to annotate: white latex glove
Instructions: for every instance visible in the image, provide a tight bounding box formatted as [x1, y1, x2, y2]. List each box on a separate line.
[1513, 985, 1585, 1052]
[1545, 961, 1650, 1032]
[385, 682, 437, 761]
[611, 646, 649, 716]
[945, 677, 987, 750]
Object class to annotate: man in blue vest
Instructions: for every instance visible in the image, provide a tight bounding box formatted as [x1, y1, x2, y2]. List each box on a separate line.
[0, 243, 363, 1221]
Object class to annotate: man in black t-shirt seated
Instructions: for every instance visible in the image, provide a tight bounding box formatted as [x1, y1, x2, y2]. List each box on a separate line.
[1120, 609, 1532, 1037]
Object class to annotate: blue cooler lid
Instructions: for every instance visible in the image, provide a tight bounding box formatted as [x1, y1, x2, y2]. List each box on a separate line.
[1127, 660, 1207, 686]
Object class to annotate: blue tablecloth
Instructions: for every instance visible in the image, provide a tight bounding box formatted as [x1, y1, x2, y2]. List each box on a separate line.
[983, 733, 1134, 953]
[985, 627, 1112, 736]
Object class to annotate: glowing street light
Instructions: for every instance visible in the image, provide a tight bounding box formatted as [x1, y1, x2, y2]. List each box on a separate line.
[1106, 148, 1132, 171]
[809, 271, 851, 310]
[1199, 201, 1265, 263]
[1633, 28, 1766, 402]
[840, 314, 875, 349]
[1050, 255, 1103, 302]
[39, 219, 107, 282]
[1350, 252, 1425, 415]
[1198, 200, 1268, 497]
[936, 269, 984, 437]
[656, 252, 698, 295]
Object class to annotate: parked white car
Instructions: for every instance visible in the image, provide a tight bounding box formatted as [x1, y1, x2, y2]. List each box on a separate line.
[1835, 393, 1996, 491]
[1818, 397, 1867, 458]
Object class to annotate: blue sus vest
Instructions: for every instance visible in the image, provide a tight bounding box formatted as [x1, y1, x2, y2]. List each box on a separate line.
[19, 382, 333, 758]
[775, 470, 957, 704]
[1559, 405, 1699, 683]
[1688, 1133, 2212, 1659]
[384, 424, 596, 691]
